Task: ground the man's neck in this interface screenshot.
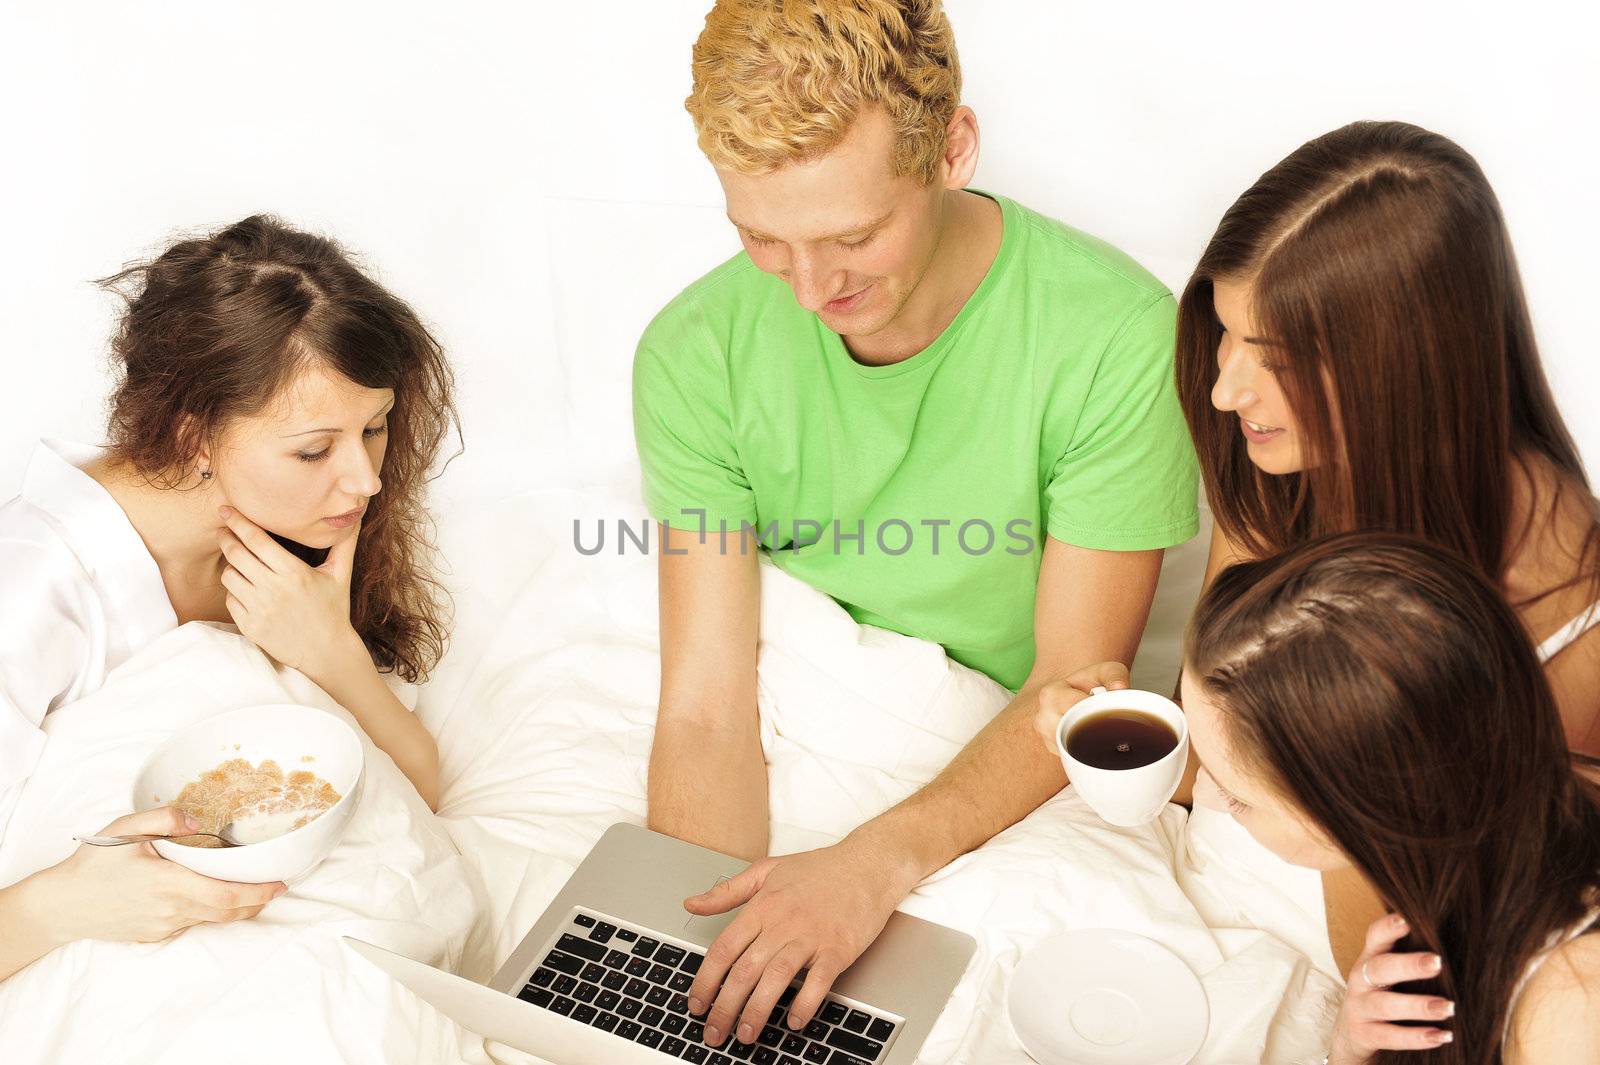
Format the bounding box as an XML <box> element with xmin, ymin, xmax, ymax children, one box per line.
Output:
<box><xmin>843</xmin><ymin>189</ymin><xmax>1003</xmax><ymax>366</ymax></box>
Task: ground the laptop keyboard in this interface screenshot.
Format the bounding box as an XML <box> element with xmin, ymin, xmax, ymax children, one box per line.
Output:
<box><xmin>515</xmin><ymin>908</ymin><xmax>902</xmax><ymax>1064</ymax></box>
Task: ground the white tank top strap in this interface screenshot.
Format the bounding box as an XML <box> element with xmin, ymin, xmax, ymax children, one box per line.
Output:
<box><xmin>1535</xmin><ymin>598</ymin><xmax>1600</xmax><ymax>664</ymax></box>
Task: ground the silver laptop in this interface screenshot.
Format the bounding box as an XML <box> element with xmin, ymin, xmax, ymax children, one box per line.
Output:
<box><xmin>345</xmin><ymin>821</ymin><xmax>975</xmax><ymax>1065</ymax></box>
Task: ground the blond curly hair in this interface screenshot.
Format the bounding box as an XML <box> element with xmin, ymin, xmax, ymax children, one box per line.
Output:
<box><xmin>686</xmin><ymin>0</ymin><xmax>962</xmax><ymax>183</ymax></box>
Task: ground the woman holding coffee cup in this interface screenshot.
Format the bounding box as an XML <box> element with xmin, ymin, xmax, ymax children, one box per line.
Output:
<box><xmin>1173</xmin><ymin>120</ymin><xmax>1600</xmax><ymax>754</ymax></box>
<box><xmin>1051</xmin><ymin>533</ymin><xmax>1600</xmax><ymax>1064</ymax></box>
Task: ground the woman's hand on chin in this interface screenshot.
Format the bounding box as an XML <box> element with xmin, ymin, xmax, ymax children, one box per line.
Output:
<box><xmin>215</xmin><ymin>505</ymin><xmax>364</xmax><ymax>680</ymax></box>
<box><xmin>213</xmin><ymin>505</ymin><xmax>441</xmax><ymax>809</ymax></box>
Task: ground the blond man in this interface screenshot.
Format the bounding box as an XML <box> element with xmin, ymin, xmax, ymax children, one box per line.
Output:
<box><xmin>631</xmin><ymin>0</ymin><xmax>1199</xmax><ymax>1049</ymax></box>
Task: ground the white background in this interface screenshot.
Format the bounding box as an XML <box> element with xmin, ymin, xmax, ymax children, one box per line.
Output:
<box><xmin>2</xmin><ymin>0</ymin><xmax>1594</xmax><ymax>680</ymax></box>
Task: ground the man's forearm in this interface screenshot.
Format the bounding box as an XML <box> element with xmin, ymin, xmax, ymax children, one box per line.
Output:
<box><xmin>849</xmin><ymin>683</ymin><xmax>1064</xmax><ymax>884</ymax></box>
<box><xmin>852</xmin><ymin>542</ymin><xmax>1162</xmax><ymax>883</ymax></box>
<box><xmin>648</xmin><ymin>712</ymin><xmax>770</xmax><ymax>863</ymax></box>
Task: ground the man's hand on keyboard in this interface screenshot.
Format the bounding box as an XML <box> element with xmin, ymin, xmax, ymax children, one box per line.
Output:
<box><xmin>683</xmin><ymin>832</ymin><xmax>921</xmax><ymax>1049</ymax></box>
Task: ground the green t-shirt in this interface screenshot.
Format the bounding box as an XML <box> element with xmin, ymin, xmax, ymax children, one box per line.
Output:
<box><xmin>632</xmin><ymin>192</ymin><xmax>1199</xmax><ymax>691</ymax></box>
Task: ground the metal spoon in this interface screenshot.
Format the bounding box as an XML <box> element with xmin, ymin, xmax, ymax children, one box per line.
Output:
<box><xmin>74</xmin><ymin>823</ymin><xmax>244</xmax><ymax>848</ymax></box>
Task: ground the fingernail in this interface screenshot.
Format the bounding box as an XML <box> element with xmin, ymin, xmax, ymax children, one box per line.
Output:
<box><xmin>183</xmin><ymin>813</ymin><xmax>200</xmax><ymax>831</ymax></box>
<box><xmin>1391</xmin><ymin>914</ymin><xmax>1409</xmax><ymax>932</ymax></box>
<box><xmin>737</xmin><ymin>1024</ymin><xmax>753</xmax><ymax>1044</ymax></box>
<box><xmin>687</xmin><ymin>997</ymin><xmax>702</xmax><ymax>1015</ymax></box>
<box><xmin>1427</xmin><ymin>954</ymin><xmax>1443</xmax><ymax>974</ymax></box>
<box><xmin>705</xmin><ymin>1026</ymin><xmax>720</xmax><ymax>1046</ymax></box>
<box><xmin>1436</xmin><ymin>1031</ymin><xmax>1454</xmax><ymax>1045</ymax></box>
<box><xmin>1439</xmin><ymin>999</ymin><xmax>1455</xmax><ymax>1017</ymax></box>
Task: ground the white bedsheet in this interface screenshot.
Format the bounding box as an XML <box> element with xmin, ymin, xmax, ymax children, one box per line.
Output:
<box><xmin>0</xmin><ymin>482</ymin><xmax>1343</xmax><ymax>1064</ymax></box>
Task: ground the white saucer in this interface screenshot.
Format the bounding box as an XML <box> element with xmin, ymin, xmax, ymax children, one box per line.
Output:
<box><xmin>1007</xmin><ymin>929</ymin><xmax>1209</xmax><ymax>1065</ymax></box>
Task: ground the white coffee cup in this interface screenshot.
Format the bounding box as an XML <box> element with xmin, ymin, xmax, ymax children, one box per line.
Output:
<box><xmin>1054</xmin><ymin>686</ymin><xmax>1189</xmax><ymax>827</ymax></box>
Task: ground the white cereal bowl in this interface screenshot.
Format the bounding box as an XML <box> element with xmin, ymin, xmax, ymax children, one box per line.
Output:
<box><xmin>131</xmin><ymin>703</ymin><xmax>364</xmax><ymax>884</ymax></box>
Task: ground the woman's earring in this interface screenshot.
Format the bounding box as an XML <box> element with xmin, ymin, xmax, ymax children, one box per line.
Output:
<box><xmin>200</xmin><ymin>468</ymin><xmax>213</xmax><ymax>480</ymax></box>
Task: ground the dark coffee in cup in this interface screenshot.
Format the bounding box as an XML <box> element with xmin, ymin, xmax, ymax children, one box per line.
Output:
<box><xmin>1065</xmin><ymin>710</ymin><xmax>1179</xmax><ymax>771</ymax></box>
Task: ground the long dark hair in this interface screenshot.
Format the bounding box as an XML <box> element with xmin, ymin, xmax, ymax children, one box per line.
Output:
<box><xmin>100</xmin><ymin>214</ymin><xmax>459</xmax><ymax>682</ymax></box>
<box><xmin>1186</xmin><ymin>532</ymin><xmax>1600</xmax><ymax>1064</ymax></box>
<box><xmin>1174</xmin><ymin>120</ymin><xmax>1599</xmax><ymax>606</ymax></box>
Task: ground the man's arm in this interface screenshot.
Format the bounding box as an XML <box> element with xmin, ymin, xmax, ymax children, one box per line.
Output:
<box><xmin>684</xmin><ymin>536</ymin><xmax>1164</xmax><ymax>1048</ymax></box>
<box><xmin>854</xmin><ymin>536</ymin><xmax>1162</xmax><ymax>881</ymax></box>
<box><xmin>647</xmin><ymin>521</ymin><xmax>768</xmax><ymax>863</ymax></box>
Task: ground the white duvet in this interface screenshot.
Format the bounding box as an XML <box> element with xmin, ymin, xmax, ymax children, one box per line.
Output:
<box><xmin>0</xmin><ymin>483</ymin><xmax>1342</xmax><ymax>1065</ymax></box>
<box><xmin>0</xmin><ymin>622</ymin><xmax>494</xmax><ymax>1064</ymax></box>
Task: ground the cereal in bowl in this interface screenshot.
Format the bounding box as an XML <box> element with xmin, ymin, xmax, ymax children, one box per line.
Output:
<box><xmin>172</xmin><ymin>757</ymin><xmax>343</xmax><ymax>847</ymax></box>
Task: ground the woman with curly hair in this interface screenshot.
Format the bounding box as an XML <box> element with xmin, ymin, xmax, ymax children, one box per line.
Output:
<box><xmin>0</xmin><ymin>214</ymin><xmax>458</xmax><ymax>978</ymax></box>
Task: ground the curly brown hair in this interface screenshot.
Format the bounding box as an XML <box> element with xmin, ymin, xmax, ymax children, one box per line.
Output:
<box><xmin>99</xmin><ymin>214</ymin><xmax>459</xmax><ymax>682</ymax></box>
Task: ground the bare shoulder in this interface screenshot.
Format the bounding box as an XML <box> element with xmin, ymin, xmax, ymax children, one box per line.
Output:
<box><xmin>1545</xmin><ymin>628</ymin><xmax>1600</xmax><ymax>754</ymax></box>
<box><xmin>1503</xmin><ymin>450</ymin><xmax>1599</xmax><ymax>604</ymax></box>
<box><xmin>1505</xmin><ymin>933</ymin><xmax>1600</xmax><ymax>1065</ymax></box>
<box><xmin>1503</xmin><ymin>452</ymin><xmax>1600</xmax><ymax>749</ymax></box>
